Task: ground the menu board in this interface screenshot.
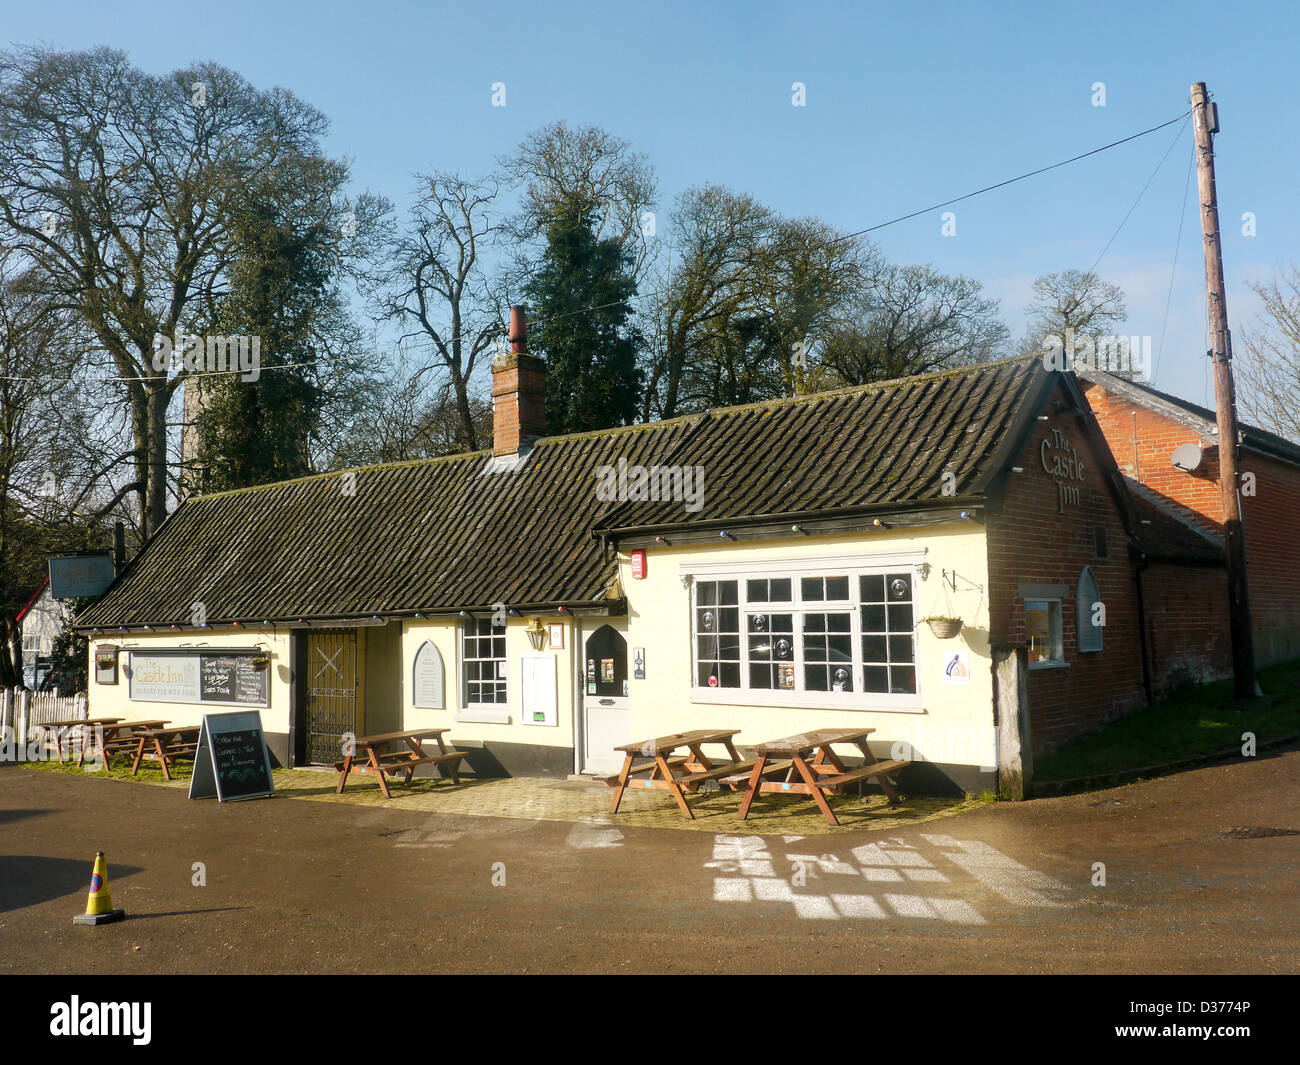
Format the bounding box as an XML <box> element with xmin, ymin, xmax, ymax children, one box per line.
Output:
<box><xmin>189</xmin><ymin>711</ymin><xmax>275</xmax><ymax>802</ymax></box>
<box><xmin>200</xmin><ymin>655</ymin><xmax>268</xmax><ymax>705</ymax></box>
<box><xmin>130</xmin><ymin>651</ymin><xmax>269</xmax><ymax>707</ymax></box>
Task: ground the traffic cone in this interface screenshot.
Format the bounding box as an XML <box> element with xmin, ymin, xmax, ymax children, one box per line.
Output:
<box><xmin>72</xmin><ymin>851</ymin><xmax>125</xmax><ymax>925</ymax></box>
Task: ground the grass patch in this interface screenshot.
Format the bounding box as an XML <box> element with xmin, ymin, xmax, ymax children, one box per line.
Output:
<box><xmin>1035</xmin><ymin>657</ymin><xmax>1300</xmax><ymax>783</ymax></box>
<box><xmin>22</xmin><ymin>755</ymin><xmax>191</xmax><ymax>785</ymax></box>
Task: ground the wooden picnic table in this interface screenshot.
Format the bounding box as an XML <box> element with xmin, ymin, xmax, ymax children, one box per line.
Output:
<box><xmin>78</xmin><ymin>719</ymin><xmax>170</xmax><ymax>768</ymax></box>
<box><xmin>130</xmin><ymin>725</ymin><xmax>201</xmax><ymax>780</ymax></box>
<box><xmin>606</xmin><ymin>729</ymin><xmax>754</xmax><ymax>820</ymax></box>
<box><xmin>731</xmin><ymin>727</ymin><xmax>910</xmax><ymax>825</ymax></box>
<box><xmin>30</xmin><ymin>718</ymin><xmax>123</xmax><ymax>763</ymax></box>
<box><xmin>335</xmin><ymin>728</ymin><xmax>467</xmax><ymax>798</ymax></box>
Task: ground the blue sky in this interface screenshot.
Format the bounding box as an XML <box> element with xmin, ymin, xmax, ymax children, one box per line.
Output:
<box><xmin>9</xmin><ymin>0</ymin><xmax>1298</xmax><ymax>407</ymax></box>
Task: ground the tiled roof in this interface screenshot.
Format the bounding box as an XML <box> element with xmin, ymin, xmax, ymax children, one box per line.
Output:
<box><xmin>1124</xmin><ymin>476</ymin><xmax>1225</xmax><ymax>564</ymax></box>
<box><xmin>75</xmin><ymin>356</ymin><xmax>1051</xmax><ymax>628</ymax></box>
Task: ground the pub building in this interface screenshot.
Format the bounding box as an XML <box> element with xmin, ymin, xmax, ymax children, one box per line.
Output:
<box><xmin>74</xmin><ymin>312</ymin><xmax>1300</xmax><ymax>794</ymax></box>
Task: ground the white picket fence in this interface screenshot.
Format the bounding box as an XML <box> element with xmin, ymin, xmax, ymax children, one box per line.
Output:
<box><xmin>1</xmin><ymin>688</ymin><xmax>88</xmax><ymax>739</ymax></box>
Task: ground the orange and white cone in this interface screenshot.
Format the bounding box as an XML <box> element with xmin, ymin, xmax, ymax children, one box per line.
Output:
<box><xmin>72</xmin><ymin>851</ymin><xmax>125</xmax><ymax>925</ymax></box>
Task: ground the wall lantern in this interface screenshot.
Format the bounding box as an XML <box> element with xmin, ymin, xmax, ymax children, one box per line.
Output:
<box><xmin>525</xmin><ymin>618</ymin><xmax>548</xmax><ymax>651</ymax></box>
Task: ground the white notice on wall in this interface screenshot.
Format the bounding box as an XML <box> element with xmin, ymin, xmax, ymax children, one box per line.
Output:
<box><xmin>942</xmin><ymin>651</ymin><xmax>970</xmax><ymax>686</ymax></box>
<box><xmin>521</xmin><ymin>654</ymin><xmax>557</xmax><ymax>727</ymax></box>
<box><xmin>412</xmin><ymin>640</ymin><xmax>444</xmax><ymax>709</ymax></box>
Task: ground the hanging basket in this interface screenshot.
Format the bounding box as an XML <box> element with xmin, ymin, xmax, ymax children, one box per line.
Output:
<box><xmin>924</xmin><ymin>617</ymin><xmax>964</xmax><ymax>639</ymax></box>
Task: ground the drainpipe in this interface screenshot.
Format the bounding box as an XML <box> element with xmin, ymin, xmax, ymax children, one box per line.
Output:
<box><xmin>1134</xmin><ymin>552</ymin><xmax>1153</xmax><ymax>706</ymax></box>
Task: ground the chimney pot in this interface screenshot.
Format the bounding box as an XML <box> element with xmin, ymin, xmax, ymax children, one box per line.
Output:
<box><xmin>509</xmin><ymin>305</ymin><xmax>528</xmax><ymax>354</ymax></box>
<box><xmin>492</xmin><ymin>305</ymin><xmax>545</xmax><ymax>455</ymax></box>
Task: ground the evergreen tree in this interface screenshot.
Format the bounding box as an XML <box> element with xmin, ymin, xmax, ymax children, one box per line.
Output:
<box><xmin>523</xmin><ymin>207</ymin><xmax>643</xmax><ymax>434</ymax></box>
<box><xmin>194</xmin><ymin>196</ymin><xmax>337</xmax><ymax>491</ymax></box>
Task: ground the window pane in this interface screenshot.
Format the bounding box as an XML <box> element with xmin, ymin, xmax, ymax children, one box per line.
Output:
<box><xmin>769</xmin><ymin>579</ymin><xmax>792</xmax><ymax>602</ymax></box>
<box><xmin>887</xmin><ymin>573</ymin><xmax>912</xmax><ymax>600</ymax></box>
<box><xmin>864</xmin><ymin>665</ymin><xmax>889</xmax><ymax>692</ymax></box>
<box><xmin>886</xmin><ymin>603</ymin><xmax>913</xmax><ymax>630</ymax></box>
<box><xmin>862</xmin><ymin>604</ymin><xmax>886</xmax><ymax>632</ymax></box>
<box><xmin>698</xmin><ymin>582</ymin><xmax>717</xmax><ymax>606</ymax></box>
<box><xmin>801</xmin><ymin>577</ymin><xmax>823</xmax><ymax>601</ymax></box>
<box><xmin>862</xmin><ymin>635</ymin><xmax>887</xmax><ymax>661</ymax></box>
<box><xmin>747</xmin><ymin>579</ymin><xmax>768</xmax><ymax>603</ymax></box>
<box><xmin>719</xmin><ymin>663</ymin><xmax>740</xmax><ymax>688</ymax></box>
<box><xmin>888</xmin><ymin>635</ymin><xmax>914</xmax><ymax>663</ymax></box>
<box><xmin>891</xmin><ymin>666</ymin><xmax>916</xmax><ymax>694</ymax></box>
<box><xmin>805</xmin><ymin>666</ymin><xmax>828</xmax><ymax>691</ymax></box>
<box><xmin>860</xmin><ymin>574</ymin><xmax>884</xmax><ymax>602</ymax></box>
<box><xmin>749</xmin><ymin>664</ymin><xmax>774</xmax><ymax>689</ymax></box>
<box><xmin>719</xmin><ymin>581</ymin><xmax>738</xmax><ymax>606</ymax></box>
<box><xmin>826</xmin><ymin>576</ymin><xmax>849</xmax><ymax>600</ymax></box>
<box><xmin>827</xmin><ymin>612</ymin><xmax>850</xmax><ymax>633</ymax></box>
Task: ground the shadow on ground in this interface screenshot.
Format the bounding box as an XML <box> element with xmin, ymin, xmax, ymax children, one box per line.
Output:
<box><xmin>0</xmin><ymin>855</ymin><xmax>143</xmax><ymax>913</ymax></box>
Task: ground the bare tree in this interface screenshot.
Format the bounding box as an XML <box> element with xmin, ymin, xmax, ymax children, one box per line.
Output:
<box><xmin>0</xmin><ymin>47</ymin><xmax>372</xmax><ymax>534</ymax></box>
<box><xmin>1023</xmin><ymin>269</ymin><xmax>1127</xmax><ymax>351</ymax></box>
<box><xmin>822</xmin><ymin>264</ymin><xmax>1009</xmax><ymax>385</ymax></box>
<box><xmin>645</xmin><ymin>185</ymin><xmax>873</xmax><ymax>416</ymax></box>
<box><xmin>1238</xmin><ymin>265</ymin><xmax>1300</xmax><ymax>442</ymax></box>
<box><xmin>0</xmin><ymin>252</ymin><xmax>116</xmax><ymax>686</ymax></box>
<box><xmin>366</xmin><ymin>172</ymin><xmax>504</xmax><ymax>452</ymax></box>
<box><xmin>501</xmin><ymin>121</ymin><xmax>657</xmax><ymax>280</ymax></box>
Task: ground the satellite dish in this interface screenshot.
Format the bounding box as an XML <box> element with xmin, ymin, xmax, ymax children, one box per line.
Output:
<box><xmin>1171</xmin><ymin>442</ymin><xmax>1203</xmax><ymax>473</ymax></box>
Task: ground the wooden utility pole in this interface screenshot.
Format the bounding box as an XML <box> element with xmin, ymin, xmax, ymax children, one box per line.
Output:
<box><xmin>1191</xmin><ymin>82</ymin><xmax>1257</xmax><ymax>699</ymax></box>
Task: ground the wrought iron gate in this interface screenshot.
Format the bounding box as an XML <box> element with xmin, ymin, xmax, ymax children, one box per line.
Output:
<box><xmin>305</xmin><ymin>629</ymin><xmax>358</xmax><ymax>765</ymax></box>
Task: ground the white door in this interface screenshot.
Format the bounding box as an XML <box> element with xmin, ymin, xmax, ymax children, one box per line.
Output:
<box><xmin>581</xmin><ymin>620</ymin><xmax>631</xmax><ymax>776</ymax></box>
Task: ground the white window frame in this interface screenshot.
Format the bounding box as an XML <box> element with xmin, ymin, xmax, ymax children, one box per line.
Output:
<box><xmin>457</xmin><ymin>617</ymin><xmax>510</xmax><ymax>724</ymax></box>
<box><xmin>682</xmin><ymin>552</ymin><xmax>927</xmax><ymax>712</ymax></box>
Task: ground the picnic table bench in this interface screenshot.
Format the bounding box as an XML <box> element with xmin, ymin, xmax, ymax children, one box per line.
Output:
<box><xmin>30</xmin><ymin>717</ymin><xmax>122</xmax><ymax>763</ymax></box>
<box><xmin>130</xmin><ymin>725</ymin><xmax>202</xmax><ymax>780</ymax></box>
<box><xmin>335</xmin><ymin>728</ymin><xmax>467</xmax><ymax>798</ymax></box>
<box><xmin>728</xmin><ymin>727</ymin><xmax>910</xmax><ymax>825</ymax></box>
<box><xmin>78</xmin><ymin>719</ymin><xmax>171</xmax><ymax>768</ymax></box>
<box><xmin>606</xmin><ymin>729</ymin><xmax>754</xmax><ymax>820</ymax></box>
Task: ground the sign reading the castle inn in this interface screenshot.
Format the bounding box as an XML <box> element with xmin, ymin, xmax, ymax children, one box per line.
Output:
<box><xmin>129</xmin><ymin>652</ymin><xmax>269</xmax><ymax>707</ymax></box>
<box><xmin>1041</xmin><ymin>427</ymin><xmax>1086</xmax><ymax>512</ymax></box>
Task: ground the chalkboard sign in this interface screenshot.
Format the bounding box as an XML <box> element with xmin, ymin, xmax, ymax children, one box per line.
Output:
<box><xmin>189</xmin><ymin>711</ymin><xmax>275</xmax><ymax>802</ymax></box>
<box><xmin>199</xmin><ymin>656</ymin><xmax>268</xmax><ymax>705</ymax></box>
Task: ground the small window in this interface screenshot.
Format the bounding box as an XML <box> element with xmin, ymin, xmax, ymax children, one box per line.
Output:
<box><xmin>463</xmin><ymin>617</ymin><xmax>507</xmax><ymax>705</ymax></box>
<box><xmin>1025</xmin><ymin>599</ymin><xmax>1064</xmax><ymax>666</ymax></box>
<box><xmin>1093</xmin><ymin>524</ymin><xmax>1108</xmax><ymax>559</ymax></box>
<box><xmin>1077</xmin><ymin>567</ymin><xmax>1103</xmax><ymax>652</ymax></box>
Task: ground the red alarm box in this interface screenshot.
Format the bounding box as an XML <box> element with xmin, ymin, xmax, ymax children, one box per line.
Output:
<box><xmin>630</xmin><ymin>549</ymin><xmax>647</xmax><ymax>580</ymax></box>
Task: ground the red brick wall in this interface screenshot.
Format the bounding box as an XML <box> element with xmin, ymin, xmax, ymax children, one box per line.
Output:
<box><xmin>1083</xmin><ymin>382</ymin><xmax>1300</xmax><ymax>664</ymax></box>
<box><xmin>986</xmin><ymin>390</ymin><xmax>1147</xmax><ymax>754</ymax></box>
<box><xmin>1141</xmin><ymin>562</ymin><xmax>1233</xmax><ymax>690</ymax></box>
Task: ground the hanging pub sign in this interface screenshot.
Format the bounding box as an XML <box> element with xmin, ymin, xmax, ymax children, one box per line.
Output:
<box><xmin>188</xmin><ymin>710</ymin><xmax>275</xmax><ymax>802</ymax></box>
<box><xmin>48</xmin><ymin>552</ymin><xmax>115</xmax><ymax>600</ymax></box>
<box><xmin>1040</xmin><ymin>427</ymin><xmax>1086</xmax><ymax>512</ymax></box>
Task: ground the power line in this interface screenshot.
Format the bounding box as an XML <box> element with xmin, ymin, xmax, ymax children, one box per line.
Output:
<box><xmin>1086</xmin><ymin>115</ymin><xmax>1189</xmax><ymax>277</ymax></box>
<box><xmin>1153</xmin><ymin>143</ymin><xmax>1197</xmax><ymax>385</ymax></box>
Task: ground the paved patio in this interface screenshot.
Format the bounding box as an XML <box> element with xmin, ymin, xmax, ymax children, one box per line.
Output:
<box><xmin>23</xmin><ymin>761</ymin><xmax>976</xmax><ymax>836</ymax></box>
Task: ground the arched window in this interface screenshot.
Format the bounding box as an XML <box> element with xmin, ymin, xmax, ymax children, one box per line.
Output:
<box><xmin>1077</xmin><ymin>566</ymin><xmax>1103</xmax><ymax>652</ymax></box>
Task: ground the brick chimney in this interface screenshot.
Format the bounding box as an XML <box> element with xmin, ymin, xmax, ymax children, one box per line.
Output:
<box><xmin>491</xmin><ymin>305</ymin><xmax>546</xmax><ymax>455</ymax></box>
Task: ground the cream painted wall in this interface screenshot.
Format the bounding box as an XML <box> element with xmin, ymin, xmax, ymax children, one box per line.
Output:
<box><xmin>87</xmin><ymin>627</ymin><xmax>294</xmax><ymax>735</ymax></box>
<box><xmin>399</xmin><ymin>616</ymin><xmax>577</xmax><ymax>752</ymax></box>
<box><xmin>616</xmin><ymin>525</ymin><xmax>997</xmax><ymax>773</ymax></box>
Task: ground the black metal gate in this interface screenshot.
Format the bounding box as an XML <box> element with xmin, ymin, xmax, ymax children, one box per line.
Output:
<box><xmin>305</xmin><ymin>629</ymin><xmax>358</xmax><ymax>765</ymax></box>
